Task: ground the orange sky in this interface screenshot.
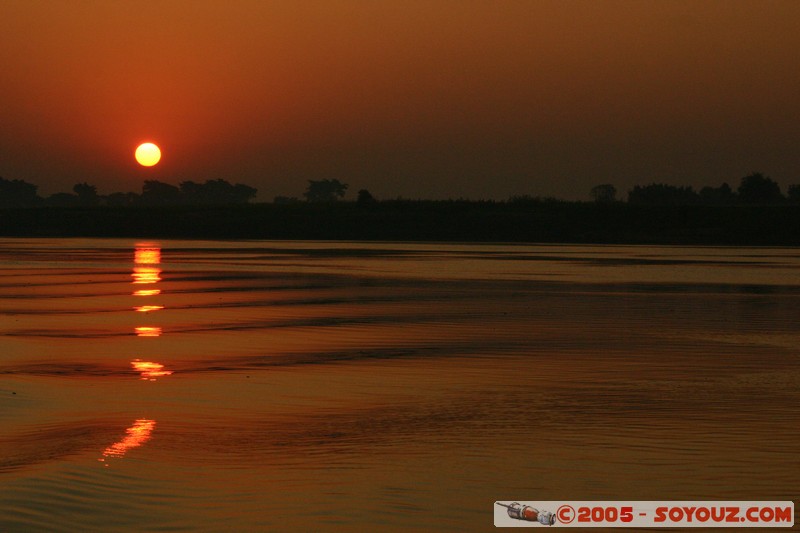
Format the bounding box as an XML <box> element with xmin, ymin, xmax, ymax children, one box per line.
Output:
<box><xmin>1</xmin><ymin>0</ymin><xmax>798</xmax><ymax>200</ymax></box>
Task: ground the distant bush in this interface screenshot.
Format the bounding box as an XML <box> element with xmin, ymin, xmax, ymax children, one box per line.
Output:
<box><xmin>628</xmin><ymin>183</ymin><xmax>698</xmax><ymax>205</ymax></box>
<box><xmin>590</xmin><ymin>184</ymin><xmax>617</xmax><ymax>203</ymax></box>
<box><xmin>303</xmin><ymin>179</ymin><xmax>348</xmax><ymax>202</ymax></box>
<box><xmin>357</xmin><ymin>189</ymin><xmax>376</xmax><ymax>204</ymax></box>
<box><xmin>508</xmin><ymin>194</ymin><xmax>563</xmax><ymax>205</ymax></box>
<box><xmin>699</xmin><ymin>183</ymin><xmax>736</xmax><ymax>205</ymax></box>
<box><xmin>273</xmin><ymin>196</ymin><xmax>300</xmax><ymax>204</ymax></box>
<box><xmin>180</xmin><ymin>179</ymin><xmax>257</xmax><ymax>205</ymax></box>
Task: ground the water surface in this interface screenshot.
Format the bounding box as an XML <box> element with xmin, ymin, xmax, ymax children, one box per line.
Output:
<box><xmin>1</xmin><ymin>239</ymin><xmax>798</xmax><ymax>531</ymax></box>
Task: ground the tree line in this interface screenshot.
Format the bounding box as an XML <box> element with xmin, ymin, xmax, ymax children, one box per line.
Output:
<box><xmin>0</xmin><ymin>176</ymin><xmax>363</xmax><ymax>208</ymax></box>
<box><xmin>589</xmin><ymin>172</ymin><xmax>800</xmax><ymax>205</ymax></box>
<box><xmin>0</xmin><ymin>178</ymin><xmax>257</xmax><ymax>208</ymax></box>
<box><xmin>2</xmin><ymin>172</ymin><xmax>799</xmax><ymax>209</ymax></box>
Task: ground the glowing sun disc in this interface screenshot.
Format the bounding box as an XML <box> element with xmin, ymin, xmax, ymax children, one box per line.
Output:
<box><xmin>135</xmin><ymin>143</ymin><xmax>161</xmax><ymax>167</ymax></box>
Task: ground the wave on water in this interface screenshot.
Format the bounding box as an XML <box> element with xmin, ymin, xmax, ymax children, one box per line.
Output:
<box><xmin>0</xmin><ymin>339</ymin><xmax>523</xmax><ymax>379</ymax></box>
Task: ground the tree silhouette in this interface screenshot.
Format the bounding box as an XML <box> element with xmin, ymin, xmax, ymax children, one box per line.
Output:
<box><xmin>787</xmin><ymin>184</ymin><xmax>800</xmax><ymax>204</ymax></box>
<box><xmin>699</xmin><ymin>182</ymin><xmax>736</xmax><ymax>205</ymax></box>
<box><xmin>46</xmin><ymin>192</ymin><xmax>79</xmax><ymax>207</ymax></box>
<box><xmin>178</xmin><ymin>181</ymin><xmax>205</xmax><ymax>204</ymax></box>
<box><xmin>590</xmin><ymin>184</ymin><xmax>617</xmax><ymax>203</ymax></box>
<box><xmin>0</xmin><ymin>175</ymin><xmax>261</xmax><ymax>209</ymax></box>
<box><xmin>180</xmin><ymin>179</ymin><xmax>257</xmax><ymax>204</ymax></box>
<box><xmin>628</xmin><ymin>183</ymin><xmax>698</xmax><ymax>205</ymax></box>
<box><xmin>106</xmin><ymin>192</ymin><xmax>140</xmax><ymax>206</ymax></box>
<box><xmin>737</xmin><ymin>172</ymin><xmax>783</xmax><ymax>204</ymax></box>
<box><xmin>357</xmin><ymin>189</ymin><xmax>376</xmax><ymax>204</ymax></box>
<box><xmin>232</xmin><ymin>183</ymin><xmax>258</xmax><ymax>204</ymax></box>
<box><xmin>141</xmin><ymin>180</ymin><xmax>181</xmax><ymax>205</ymax></box>
<box><xmin>303</xmin><ymin>179</ymin><xmax>348</xmax><ymax>202</ymax></box>
<box><xmin>0</xmin><ymin>176</ymin><xmax>42</xmax><ymax>207</ymax></box>
<box><xmin>73</xmin><ymin>182</ymin><xmax>99</xmax><ymax>206</ymax></box>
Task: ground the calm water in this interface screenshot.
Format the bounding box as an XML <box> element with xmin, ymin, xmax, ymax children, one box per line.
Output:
<box><xmin>1</xmin><ymin>238</ymin><xmax>798</xmax><ymax>531</ymax></box>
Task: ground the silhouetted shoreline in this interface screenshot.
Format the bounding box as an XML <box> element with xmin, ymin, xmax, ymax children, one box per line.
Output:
<box><xmin>1</xmin><ymin>201</ymin><xmax>799</xmax><ymax>245</ymax></box>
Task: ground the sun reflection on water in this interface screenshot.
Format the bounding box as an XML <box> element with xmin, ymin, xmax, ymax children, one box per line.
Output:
<box><xmin>135</xmin><ymin>326</ymin><xmax>162</xmax><ymax>337</ymax></box>
<box><xmin>132</xmin><ymin>359</ymin><xmax>173</xmax><ymax>380</ymax></box>
<box><xmin>134</xmin><ymin>289</ymin><xmax>161</xmax><ymax>297</ymax></box>
<box><xmin>134</xmin><ymin>247</ymin><xmax>161</xmax><ymax>265</ymax></box>
<box><xmin>99</xmin><ymin>419</ymin><xmax>156</xmax><ymax>465</ymax></box>
<box><xmin>132</xmin><ymin>266</ymin><xmax>161</xmax><ymax>284</ymax></box>
<box><xmin>132</xmin><ymin>244</ymin><xmax>165</xmax><ymax>336</ymax></box>
<box><xmin>95</xmin><ymin>245</ymin><xmax>167</xmax><ymax>467</ymax></box>
<box><xmin>134</xmin><ymin>305</ymin><xmax>164</xmax><ymax>312</ymax></box>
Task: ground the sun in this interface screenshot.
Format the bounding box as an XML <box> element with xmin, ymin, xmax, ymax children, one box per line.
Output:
<box><xmin>135</xmin><ymin>143</ymin><xmax>161</xmax><ymax>167</ymax></box>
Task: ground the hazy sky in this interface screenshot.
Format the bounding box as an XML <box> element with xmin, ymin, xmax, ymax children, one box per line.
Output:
<box><xmin>1</xmin><ymin>0</ymin><xmax>798</xmax><ymax>200</ymax></box>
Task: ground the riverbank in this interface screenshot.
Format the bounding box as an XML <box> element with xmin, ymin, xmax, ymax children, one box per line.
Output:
<box><xmin>1</xmin><ymin>201</ymin><xmax>799</xmax><ymax>245</ymax></box>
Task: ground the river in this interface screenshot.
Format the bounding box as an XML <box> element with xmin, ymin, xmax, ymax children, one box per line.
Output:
<box><xmin>1</xmin><ymin>239</ymin><xmax>797</xmax><ymax>531</ymax></box>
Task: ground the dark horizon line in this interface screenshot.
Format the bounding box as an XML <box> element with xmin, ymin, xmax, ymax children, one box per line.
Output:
<box><xmin>2</xmin><ymin>201</ymin><xmax>799</xmax><ymax>247</ymax></box>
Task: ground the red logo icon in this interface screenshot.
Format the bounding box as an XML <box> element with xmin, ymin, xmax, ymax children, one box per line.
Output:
<box><xmin>557</xmin><ymin>505</ymin><xmax>575</xmax><ymax>524</ymax></box>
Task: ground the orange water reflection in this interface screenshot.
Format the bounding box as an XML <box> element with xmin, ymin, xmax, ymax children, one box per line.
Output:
<box><xmin>99</xmin><ymin>419</ymin><xmax>156</xmax><ymax>464</ymax></box>
<box><xmin>132</xmin><ymin>359</ymin><xmax>173</xmax><ymax>380</ymax></box>
<box><xmin>135</xmin><ymin>246</ymin><xmax>161</xmax><ymax>265</ymax></box>
<box><xmin>132</xmin><ymin>266</ymin><xmax>161</xmax><ymax>285</ymax></box>
<box><xmin>135</xmin><ymin>326</ymin><xmax>162</xmax><ymax>337</ymax></box>
<box><xmin>134</xmin><ymin>289</ymin><xmax>161</xmax><ymax>297</ymax></box>
<box><xmin>133</xmin><ymin>244</ymin><xmax>165</xmax><ymax>335</ymax></box>
<box><xmin>132</xmin><ymin>244</ymin><xmax>162</xmax><ymax>286</ymax></box>
<box><xmin>98</xmin><ymin>246</ymin><xmax>164</xmax><ymax>465</ymax></box>
<box><xmin>135</xmin><ymin>305</ymin><xmax>164</xmax><ymax>313</ymax></box>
